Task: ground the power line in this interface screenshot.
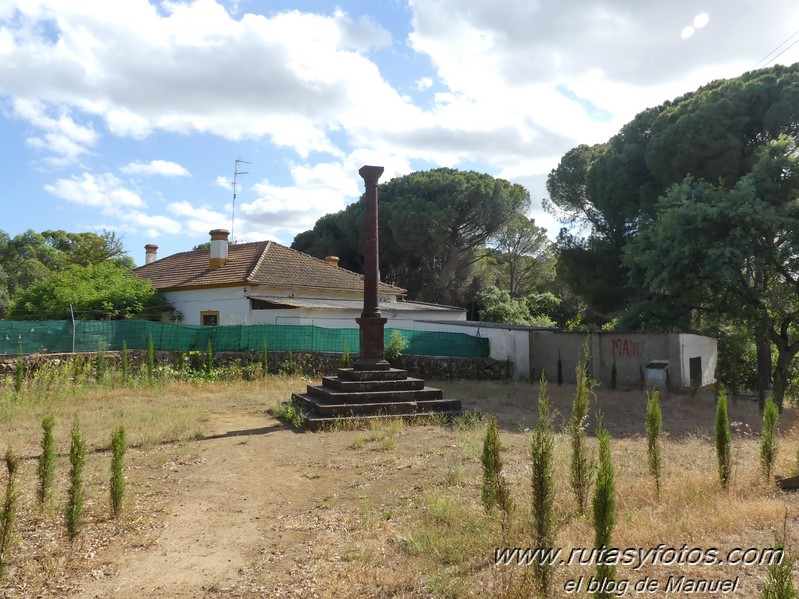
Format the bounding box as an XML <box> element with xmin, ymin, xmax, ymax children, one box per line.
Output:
<box><xmin>754</xmin><ymin>29</ymin><xmax>799</xmax><ymax>69</ymax></box>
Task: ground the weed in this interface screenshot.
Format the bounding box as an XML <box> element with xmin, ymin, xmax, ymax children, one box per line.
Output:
<box><xmin>762</xmin><ymin>513</ymin><xmax>796</xmax><ymax>599</ymax></box>
<box><xmin>385</xmin><ymin>330</ymin><xmax>408</xmax><ymax>366</ymax></box>
<box><xmin>14</xmin><ymin>346</ymin><xmax>23</xmax><ymax>394</ymax></box>
<box><xmin>269</xmin><ymin>401</ymin><xmax>306</xmax><ymax>429</ymax></box>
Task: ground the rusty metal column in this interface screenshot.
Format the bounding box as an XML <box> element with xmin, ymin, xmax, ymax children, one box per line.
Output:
<box><xmin>354</xmin><ymin>165</ymin><xmax>390</xmax><ymax>371</ymax></box>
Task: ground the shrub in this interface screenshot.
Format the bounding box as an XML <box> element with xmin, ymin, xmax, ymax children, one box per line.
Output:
<box><xmin>715</xmin><ymin>388</ymin><xmax>733</xmax><ymax>489</ymax></box>
<box><xmin>14</xmin><ymin>346</ymin><xmax>23</xmax><ymax>394</ymax></box>
<box><xmin>762</xmin><ymin>514</ymin><xmax>796</xmax><ymax>599</ymax></box>
<box><xmin>480</xmin><ymin>416</ymin><xmax>505</xmax><ymax>513</ymax></box>
<box><xmin>36</xmin><ymin>416</ymin><xmax>56</xmax><ymax>506</ymax></box>
<box><xmin>385</xmin><ymin>330</ymin><xmax>408</xmax><ymax>366</ymax></box>
<box><xmin>65</xmin><ymin>418</ymin><xmax>86</xmax><ymax>540</ymax></box>
<box><xmin>341</xmin><ymin>338</ymin><xmax>351</xmax><ymax>368</ymax></box>
<box><xmin>146</xmin><ymin>334</ymin><xmax>155</xmax><ymax>382</ymax></box>
<box><xmin>0</xmin><ymin>448</ymin><xmax>19</xmax><ymax>581</ymax></box>
<box><xmin>205</xmin><ymin>338</ymin><xmax>214</xmax><ymax>376</ymax></box>
<box><xmin>95</xmin><ymin>338</ymin><xmax>107</xmax><ymax>384</ymax></box>
<box><xmin>530</xmin><ymin>375</ymin><xmax>556</xmax><ymax>596</ymax></box>
<box><xmin>570</xmin><ymin>347</ymin><xmax>595</xmax><ymax>515</ymax></box>
<box><xmin>761</xmin><ymin>395</ymin><xmax>780</xmax><ymax>481</ymax></box>
<box><xmin>110</xmin><ymin>426</ymin><xmax>126</xmax><ymax>518</ymax></box>
<box><xmin>646</xmin><ymin>390</ymin><xmax>663</xmax><ymax>497</ymax></box>
<box><xmin>593</xmin><ymin>419</ymin><xmax>616</xmax><ymax>598</ymax></box>
<box><xmin>121</xmin><ymin>340</ymin><xmax>129</xmax><ymax>384</ymax></box>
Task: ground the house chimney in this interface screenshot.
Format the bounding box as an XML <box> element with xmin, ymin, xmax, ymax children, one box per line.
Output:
<box><xmin>144</xmin><ymin>244</ymin><xmax>158</xmax><ymax>265</ymax></box>
<box><xmin>209</xmin><ymin>229</ymin><xmax>230</xmax><ymax>270</ymax></box>
<box><xmin>324</xmin><ymin>255</ymin><xmax>340</xmax><ymax>267</ymax></box>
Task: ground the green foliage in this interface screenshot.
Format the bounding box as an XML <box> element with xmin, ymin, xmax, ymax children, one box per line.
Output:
<box><xmin>205</xmin><ymin>337</ymin><xmax>214</xmax><ymax>376</ymax></box>
<box><xmin>761</xmin><ymin>396</ymin><xmax>780</xmax><ymax>481</ymax></box>
<box><xmin>95</xmin><ymin>338</ymin><xmax>107</xmax><ymax>384</ymax></box>
<box><xmin>7</xmin><ymin>262</ymin><xmax>162</xmax><ymax>320</ymax></box>
<box><xmin>646</xmin><ymin>390</ymin><xmax>663</xmax><ymax>497</ymax></box>
<box><xmin>292</xmin><ymin>168</ymin><xmax>530</xmax><ymax>305</ymax></box>
<box><xmin>121</xmin><ymin>340</ymin><xmax>129</xmax><ymax>384</ymax></box>
<box><xmin>480</xmin><ymin>416</ymin><xmax>511</xmax><ymax>516</ymax></box>
<box><xmin>341</xmin><ymin>337</ymin><xmax>351</xmax><ymax>368</ymax></box>
<box><xmin>261</xmin><ymin>337</ymin><xmax>269</xmax><ymax>377</ymax></box>
<box><xmin>0</xmin><ymin>448</ymin><xmax>19</xmax><ymax>581</ymax></box>
<box><xmin>489</xmin><ymin>213</ymin><xmax>555</xmax><ymax>297</ymax></box>
<box><xmin>593</xmin><ymin>420</ymin><xmax>617</xmax><ymax>598</ymax></box>
<box><xmin>269</xmin><ymin>402</ymin><xmax>307</xmax><ymax>429</ymax></box>
<box><xmin>146</xmin><ymin>334</ymin><xmax>155</xmax><ymax>383</ymax></box>
<box><xmin>548</xmin><ymin>63</ymin><xmax>799</xmax><ymax>323</ymax></box>
<box><xmin>14</xmin><ymin>346</ymin><xmax>23</xmax><ymax>394</ymax></box>
<box><xmin>385</xmin><ymin>330</ymin><xmax>408</xmax><ymax>365</ymax></box>
<box><xmin>530</xmin><ymin>375</ymin><xmax>556</xmax><ymax>596</ymax></box>
<box><xmin>110</xmin><ymin>426</ymin><xmax>126</xmax><ymax>518</ymax></box>
<box><xmin>36</xmin><ymin>416</ymin><xmax>56</xmax><ymax>506</ymax></box>
<box><xmin>715</xmin><ymin>389</ymin><xmax>733</xmax><ymax>489</ymax></box>
<box><xmin>762</xmin><ymin>515</ymin><xmax>797</xmax><ymax>599</ymax></box>
<box><xmin>570</xmin><ymin>347</ymin><xmax>595</xmax><ymax>514</ymax></box>
<box><xmin>66</xmin><ymin>418</ymin><xmax>86</xmax><ymax>540</ymax></box>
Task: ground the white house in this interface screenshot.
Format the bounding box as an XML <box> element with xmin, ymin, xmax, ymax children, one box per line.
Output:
<box><xmin>134</xmin><ymin>229</ymin><xmax>467</xmax><ymax>326</ymax></box>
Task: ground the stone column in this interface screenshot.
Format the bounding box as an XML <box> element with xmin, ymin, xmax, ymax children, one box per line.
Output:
<box><xmin>354</xmin><ymin>165</ymin><xmax>390</xmax><ymax>371</ymax></box>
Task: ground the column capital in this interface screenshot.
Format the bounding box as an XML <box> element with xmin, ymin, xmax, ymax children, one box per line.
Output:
<box><xmin>358</xmin><ymin>165</ymin><xmax>384</xmax><ymax>186</ymax></box>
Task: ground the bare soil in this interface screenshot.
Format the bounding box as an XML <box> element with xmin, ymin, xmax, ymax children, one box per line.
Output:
<box><xmin>2</xmin><ymin>381</ymin><xmax>795</xmax><ymax>598</ymax></box>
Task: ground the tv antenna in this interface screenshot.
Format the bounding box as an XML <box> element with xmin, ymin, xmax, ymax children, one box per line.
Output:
<box><xmin>231</xmin><ymin>158</ymin><xmax>251</xmax><ymax>240</ymax></box>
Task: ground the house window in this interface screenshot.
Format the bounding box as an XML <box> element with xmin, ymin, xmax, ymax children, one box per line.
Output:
<box><xmin>200</xmin><ymin>310</ymin><xmax>219</xmax><ymax>326</ymax></box>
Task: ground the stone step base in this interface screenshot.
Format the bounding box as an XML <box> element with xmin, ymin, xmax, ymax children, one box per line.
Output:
<box><xmin>293</xmin><ymin>392</ymin><xmax>461</xmax><ymax>418</ymax></box>
<box><xmin>305</xmin><ymin>384</ymin><xmax>443</xmax><ymax>404</ymax></box>
<box><xmin>321</xmin><ymin>376</ymin><xmax>425</xmax><ymax>392</ymax></box>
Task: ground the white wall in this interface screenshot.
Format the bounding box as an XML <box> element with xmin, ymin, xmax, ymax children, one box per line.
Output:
<box><xmin>678</xmin><ymin>334</ymin><xmax>718</xmax><ymax>387</ymax></box>
<box><xmin>164</xmin><ymin>288</ymin><xmax>250</xmax><ymax>325</ymax></box>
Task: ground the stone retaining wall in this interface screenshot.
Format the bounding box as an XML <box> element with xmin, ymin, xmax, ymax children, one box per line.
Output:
<box><xmin>0</xmin><ymin>351</ymin><xmax>511</xmax><ymax>381</ymax></box>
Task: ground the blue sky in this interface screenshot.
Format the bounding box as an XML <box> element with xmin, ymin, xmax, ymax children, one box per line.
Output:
<box><xmin>1</xmin><ymin>0</ymin><xmax>798</xmax><ymax>265</ymax></box>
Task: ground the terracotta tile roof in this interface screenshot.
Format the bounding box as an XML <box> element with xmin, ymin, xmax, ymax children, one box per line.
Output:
<box><xmin>134</xmin><ymin>241</ymin><xmax>406</xmax><ymax>294</ymax></box>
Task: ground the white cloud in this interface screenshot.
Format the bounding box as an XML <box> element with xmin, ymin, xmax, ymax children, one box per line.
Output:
<box><xmin>167</xmin><ymin>200</ymin><xmax>229</xmax><ymax>235</ymax></box>
<box><xmin>414</xmin><ymin>76</ymin><xmax>433</xmax><ymax>91</ymax></box>
<box><xmin>13</xmin><ymin>98</ymin><xmax>98</xmax><ymax>164</ymax></box>
<box><xmin>44</xmin><ymin>172</ymin><xmax>144</xmax><ymax>209</ymax></box>
<box><xmin>121</xmin><ymin>160</ymin><xmax>191</xmax><ymax>177</ymax></box>
<box><xmin>240</xmin><ymin>161</ymin><xmax>361</xmax><ymax>239</ymax></box>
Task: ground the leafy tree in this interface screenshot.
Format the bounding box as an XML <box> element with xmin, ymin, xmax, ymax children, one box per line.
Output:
<box><xmin>627</xmin><ymin>137</ymin><xmax>799</xmax><ymax>407</ymax></box>
<box><xmin>292</xmin><ymin>168</ymin><xmax>529</xmax><ymax>305</ymax></box>
<box><xmin>490</xmin><ymin>214</ymin><xmax>554</xmax><ymax>297</ymax></box>
<box><xmin>7</xmin><ymin>263</ymin><xmax>162</xmax><ymax>320</ymax></box>
<box><xmin>546</xmin><ymin>63</ymin><xmax>799</xmax><ymax>337</ymax></box>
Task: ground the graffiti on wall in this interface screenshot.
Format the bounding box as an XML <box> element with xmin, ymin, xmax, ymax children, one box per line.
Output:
<box><xmin>612</xmin><ymin>338</ymin><xmax>644</xmax><ymax>358</ymax></box>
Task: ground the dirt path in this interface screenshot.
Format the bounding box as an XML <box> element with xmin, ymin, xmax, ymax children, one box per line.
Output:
<box><xmin>75</xmin><ymin>412</ymin><xmax>448</xmax><ymax>599</ymax></box>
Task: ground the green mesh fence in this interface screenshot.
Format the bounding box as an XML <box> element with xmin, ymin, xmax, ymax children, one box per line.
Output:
<box><xmin>0</xmin><ymin>320</ymin><xmax>488</xmax><ymax>358</ymax></box>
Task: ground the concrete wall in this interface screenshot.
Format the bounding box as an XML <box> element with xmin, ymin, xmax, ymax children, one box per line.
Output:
<box><xmin>528</xmin><ymin>331</ymin><xmax>717</xmax><ymax>390</ymax></box>
<box><xmin>164</xmin><ymin>288</ymin><xmax>250</xmax><ymax>326</ymax></box>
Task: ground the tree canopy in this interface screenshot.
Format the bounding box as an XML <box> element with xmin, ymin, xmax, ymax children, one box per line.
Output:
<box><xmin>7</xmin><ymin>262</ymin><xmax>162</xmax><ymax>321</ymax></box>
<box><xmin>546</xmin><ymin>63</ymin><xmax>799</xmax><ymax>324</ymax></box>
<box><xmin>292</xmin><ymin>168</ymin><xmax>531</xmax><ymax>305</ymax></box>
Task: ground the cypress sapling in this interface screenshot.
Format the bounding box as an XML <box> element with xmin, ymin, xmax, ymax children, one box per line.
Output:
<box><xmin>646</xmin><ymin>390</ymin><xmax>663</xmax><ymax>497</ymax></box>
<box><xmin>715</xmin><ymin>388</ymin><xmax>733</xmax><ymax>489</ymax></box>
<box><xmin>761</xmin><ymin>395</ymin><xmax>779</xmax><ymax>482</ymax></box>
<box><xmin>110</xmin><ymin>426</ymin><xmax>126</xmax><ymax>518</ymax></box>
<box><xmin>0</xmin><ymin>448</ymin><xmax>19</xmax><ymax>581</ymax></box>
<box><xmin>65</xmin><ymin>418</ymin><xmax>86</xmax><ymax>540</ymax></box>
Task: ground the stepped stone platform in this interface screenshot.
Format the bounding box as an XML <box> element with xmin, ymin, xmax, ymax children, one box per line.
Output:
<box><xmin>291</xmin><ymin>367</ymin><xmax>461</xmax><ymax>430</ymax></box>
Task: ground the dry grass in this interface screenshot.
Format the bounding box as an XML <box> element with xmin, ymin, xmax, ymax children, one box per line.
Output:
<box><xmin>1</xmin><ymin>372</ymin><xmax>798</xmax><ymax>597</ymax></box>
